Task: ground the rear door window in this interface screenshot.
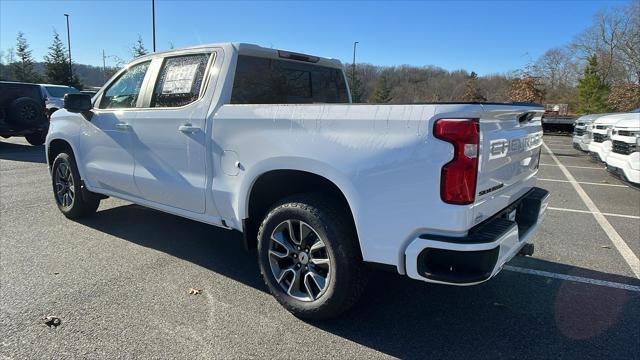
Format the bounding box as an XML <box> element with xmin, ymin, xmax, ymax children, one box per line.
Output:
<box><xmin>151</xmin><ymin>54</ymin><xmax>210</xmax><ymax>108</ymax></box>
<box><xmin>231</xmin><ymin>55</ymin><xmax>349</xmax><ymax>104</ymax></box>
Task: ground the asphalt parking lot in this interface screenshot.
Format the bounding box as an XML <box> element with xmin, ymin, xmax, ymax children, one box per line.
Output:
<box><xmin>1</xmin><ymin>134</ymin><xmax>639</xmax><ymax>359</ymax></box>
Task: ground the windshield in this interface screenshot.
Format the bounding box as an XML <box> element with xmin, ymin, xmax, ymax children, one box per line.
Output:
<box><xmin>45</xmin><ymin>86</ymin><xmax>80</xmax><ymax>98</ymax></box>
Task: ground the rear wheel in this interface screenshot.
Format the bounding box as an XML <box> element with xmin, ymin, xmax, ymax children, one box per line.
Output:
<box><xmin>51</xmin><ymin>152</ymin><xmax>100</xmax><ymax>219</ymax></box>
<box><xmin>257</xmin><ymin>194</ymin><xmax>367</xmax><ymax>320</ymax></box>
<box><xmin>7</xmin><ymin>97</ymin><xmax>46</xmax><ymax>128</ymax></box>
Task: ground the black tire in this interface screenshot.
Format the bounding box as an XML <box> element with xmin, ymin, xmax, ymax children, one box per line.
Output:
<box><xmin>7</xmin><ymin>97</ymin><xmax>46</xmax><ymax>128</ymax></box>
<box><xmin>24</xmin><ymin>131</ymin><xmax>46</xmax><ymax>146</ymax></box>
<box><xmin>257</xmin><ymin>194</ymin><xmax>368</xmax><ymax>320</ymax></box>
<box><xmin>51</xmin><ymin>152</ymin><xmax>100</xmax><ymax>219</ymax></box>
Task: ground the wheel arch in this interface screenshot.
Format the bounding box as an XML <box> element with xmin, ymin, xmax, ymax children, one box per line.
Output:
<box><xmin>46</xmin><ymin>138</ymin><xmax>86</xmax><ymax>181</ymax></box>
<box><xmin>240</xmin><ymin>163</ymin><xmax>361</xmax><ymax>256</ymax></box>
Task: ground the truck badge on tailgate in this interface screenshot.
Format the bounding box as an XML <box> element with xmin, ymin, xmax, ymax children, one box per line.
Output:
<box><xmin>489</xmin><ymin>132</ymin><xmax>543</xmax><ymax>159</ymax></box>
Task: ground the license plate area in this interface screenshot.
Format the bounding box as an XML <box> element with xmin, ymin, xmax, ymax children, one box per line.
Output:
<box><xmin>496</xmin><ymin>189</ymin><xmax>546</xmax><ymax>241</ymax></box>
<box><xmin>505</xmin><ymin>209</ymin><xmax>517</xmax><ymax>222</ymax></box>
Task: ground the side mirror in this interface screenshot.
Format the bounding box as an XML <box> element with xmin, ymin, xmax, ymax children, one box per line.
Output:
<box><xmin>64</xmin><ymin>93</ymin><xmax>92</xmax><ymax>113</ymax></box>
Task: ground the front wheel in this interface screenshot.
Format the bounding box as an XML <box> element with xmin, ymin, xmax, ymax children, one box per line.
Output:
<box><xmin>257</xmin><ymin>194</ymin><xmax>368</xmax><ymax>320</ymax></box>
<box><xmin>51</xmin><ymin>152</ymin><xmax>100</xmax><ymax>219</ymax></box>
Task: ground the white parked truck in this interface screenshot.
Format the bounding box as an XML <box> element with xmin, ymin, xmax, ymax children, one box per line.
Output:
<box><xmin>607</xmin><ymin>115</ymin><xmax>640</xmax><ymax>184</ymax></box>
<box><xmin>46</xmin><ymin>43</ymin><xmax>549</xmax><ymax>319</ymax></box>
<box><xmin>588</xmin><ymin>112</ymin><xmax>637</xmax><ymax>163</ymax></box>
<box><xmin>573</xmin><ymin>113</ymin><xmax>611</xmax><ymax>152</ymax></box>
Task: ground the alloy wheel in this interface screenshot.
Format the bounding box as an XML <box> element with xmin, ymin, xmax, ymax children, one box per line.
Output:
<box><xmin>268</xmin><ymin>219</ymin><xmax>332</xmax><ymax>301</ymax></box>
<box><xmin>54</xmin><ymin>160</ymin><xmax>75</xmax><ymax>208</ymax></box>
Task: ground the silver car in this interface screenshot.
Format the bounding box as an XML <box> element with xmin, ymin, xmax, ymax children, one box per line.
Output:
<box><xmin>40</xmin><ymin>84</ymin><xmax>80</xmax><ymax>117</ymax></box>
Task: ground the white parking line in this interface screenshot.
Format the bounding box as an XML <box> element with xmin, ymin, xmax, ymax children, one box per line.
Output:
<box><xmin>538</xmin><ymin>178</ymin><xmax>627</xmax><ymax>188</ymax></box>
<box><xmin>539</xmin><ymin>163</ymin><xmax>604</xmax><ymax>170</ymax></box>
<box><xmin>543</xmin><ymin>142</ymin><xmax>640</xmax><ymax>278</ymax></box>
<box><xmin>548</xmin><ymin>206</ymin><xmax>640</xmax><ymax>220</ymax></box>
<box><xmin>504</xmin><ymin>266</ymin><xmax>640</xmax><ymax>292</ymax></box>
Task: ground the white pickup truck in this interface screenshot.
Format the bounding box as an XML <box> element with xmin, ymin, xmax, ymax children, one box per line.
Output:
<box><xmin>46</xmin><ymin>43</ymin><xmax>549</xmax><ymax>319</ymax></box>
<box><xmin>607</xmin><ymin>115</ymin><xmax>640</xmax><ymax>184</ymax></box>
<box><xmin>588</xmin><ymin>112</ymin><xmax>638</xmax><ymax>163</ymax></box>
<box><xmin>572</xmin><ymin>113</ymin><xmax>610</xmax><ymax>152</ymax></box>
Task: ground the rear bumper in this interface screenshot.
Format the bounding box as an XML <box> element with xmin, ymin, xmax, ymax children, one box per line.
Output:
<box><xmin>405</xmin><ymin>187</ymin><xmax>549</xmax><ymax>285</ymax></box>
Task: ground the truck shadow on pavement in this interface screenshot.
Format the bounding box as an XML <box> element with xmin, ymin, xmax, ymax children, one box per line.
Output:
<box><xmin>78</xmin><ymin>203</ymin><xmax>640</xmax><ymax>359</ymax></box>
<box><xmin>0</xmin><ymin>141</ymin><xmax>46</xmax><ymax>163</ymax></box>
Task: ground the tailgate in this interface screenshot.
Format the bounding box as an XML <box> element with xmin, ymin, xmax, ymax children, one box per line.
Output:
<box><xmin>473</xmin><ymin>105</ymin><xmax>544</xmax><ymax>222</ymax></box>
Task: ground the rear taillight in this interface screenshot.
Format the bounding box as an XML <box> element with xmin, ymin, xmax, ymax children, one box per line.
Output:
<box><xmin>434</xmin><ymin>118</ymin><xmax>479</xmax><ymax>205</ymax></box>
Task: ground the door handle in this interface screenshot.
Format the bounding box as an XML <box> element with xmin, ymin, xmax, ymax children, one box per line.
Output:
<box><xmin>178</xmin><ymin>124</ymin><xmax>200</xmax><ymax>134</ymax></box>
<box><xmin>115</xmin><ymin>122</ymin><xmax>131</xmax><ymax>131</ymax></box>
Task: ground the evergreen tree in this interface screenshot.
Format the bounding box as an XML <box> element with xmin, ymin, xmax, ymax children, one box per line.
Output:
<box><xmin>44</xmin><ymin>30</ymin><xmax>72</xmax><ymax>85</ymax></box>
<box><xmin>132</xmin><ymin>35</ymin><xmax>148</xmax><ymax>58</ymax></box>
<box><xmin>461</xmin><ymin>71</ymin><xmax>487</xmax><ymax>102</ymax></box>
<box><xmin>577</xmin><ymin>56</ymin><xmax>610</xmax><ymax>114</ymax></box>
<box><xmin>368</xmin><ymin>75</ymin><xmax>392</xmax><ymax>103</ymax></box>
<box><xmin>347</xmin><ymin>66</ymin><xmax>363</xmax><ymax>103</ymax></box>
<box><xmin>10</xmin><ymin>32</ymin><xmax>40</xmax><ymax>83</ymax></box>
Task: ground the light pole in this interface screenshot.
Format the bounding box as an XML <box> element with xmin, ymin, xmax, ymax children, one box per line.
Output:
<box><xmin>64</xmin><ymin>13</ymin><xmax>72</xmax><ymax>83</ymax></box>
<box><xmin>352</xmin><ymin>41</ymin><xmax>358</xmax><ymax>102</ymax></box>
<box><xmin>102</xmin><ymin>50</ymin><xmax>107</xmax><ymax>83</ymax></box>
<box><xmin>101</xmin><ymin>51</ymin><xmax>123</xmax><ymax>84</ymax></box>
<box><xmin>152</xmin><ymin>0</ymin><xmax>156</xmax><ymax>52</ymax></box>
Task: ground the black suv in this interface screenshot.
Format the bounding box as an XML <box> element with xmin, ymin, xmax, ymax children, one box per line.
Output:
<box><xmin>0</xmin><ymin>81</ymin><xmax>48</xmax><ymax>145</ymax></box>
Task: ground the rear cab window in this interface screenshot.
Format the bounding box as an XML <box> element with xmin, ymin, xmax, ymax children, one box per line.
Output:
<box><xmin>231</xmin><ymin>55</ymin><xmax>349</xmax><ymax>104</ymax></box>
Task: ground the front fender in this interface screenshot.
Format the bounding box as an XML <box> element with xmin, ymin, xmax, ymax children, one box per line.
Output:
<box><xmin>46</xmin><ymin>110</ymin><xmax>84</xmax><ymax>177</ymax></box>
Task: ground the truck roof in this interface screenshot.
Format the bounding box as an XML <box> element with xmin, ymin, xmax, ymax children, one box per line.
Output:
<box><xmin>593</xmin><ymin>112</ymin><xmax>639</xmax><ymax>125</ymax></box>
<box><xmin>134</xmin><ymin>42</ymin><xmax>344</xmax><ymax>70</ymax></box>
<box><xmin>612</xmin><ymin>114</ymin><xmax>640</xmax><ymax>129</ymax></box>
<box><xmin>39</xmin><ymin>84</ymin><xmax>76</xmax><ymax>88</ymax></box>
<box><xmin>576</xmin><ymin>113</ymin><xmax>614</xmax><ymax>122</ymax></box>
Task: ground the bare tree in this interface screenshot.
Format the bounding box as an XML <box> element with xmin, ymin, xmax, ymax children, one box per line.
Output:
<box><xmin>508</xmin><ymin>76</ymin><xmax>545</xmax><ymax>103</ymax></box>
<box><xmin>607</xmin><ymin>81</ymin><xmax>640</xmax><ymax>111</ymax></box>
<box><xmin>617</xmin><ymin>1</ymin><xmax>640</xmax><ymax>83</ymax></box>
<box><xmin>571</xmin><ymin>2</ymin><xmax>639</xmax><ymax>84</ymax></box>
<box><xmin>533</xmin><ymin>47</ymin><xmax>579</xmax><ymax>89</ymax></box>
<box><xmin>4</xmin><ymin>47</ymin><xmax>15</xmax><ymax>65</ymax></box>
